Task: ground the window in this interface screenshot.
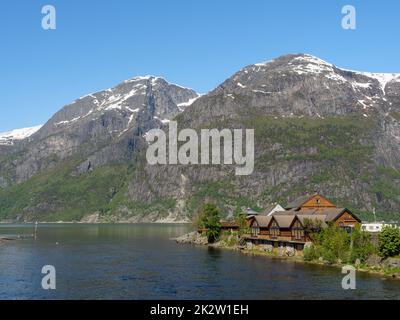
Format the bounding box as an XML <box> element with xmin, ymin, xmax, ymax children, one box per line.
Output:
<box><xmin>291</xmin><ymin>221</ymin><xmax>305</xmax><ymax>241</ymax></box>
<box><xmin>343</xmin><ymin>226</ymin><xmax>353</xmax><ymax>234</ymax></box>
<box><xmin>316</xmin><ymin>198</ymin><xmax>321</xmax><ymax>204</ymax></box>
<box><xmin>270</xmin><ymin>221</ymin><xmax>280</xmax><ymax>238</ymax></box>
<box><xmin>251</xmin><ymin>226</ymin><xmax>260</xmax><ymax>237</ymax></box>
<box><xmin>292</xmin><ymin>228</ymin><xmax>304</xmax><ymax>240</ymax></box>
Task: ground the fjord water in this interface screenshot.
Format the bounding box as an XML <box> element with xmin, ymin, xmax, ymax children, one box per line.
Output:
<box><xmin>0</xmin><ymin>224</ymin><xmax>399</xmax><ymax>300</ymax></box>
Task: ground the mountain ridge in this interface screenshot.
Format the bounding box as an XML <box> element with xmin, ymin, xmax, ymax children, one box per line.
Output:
<box><xmin>0</xmin><ymin>53</ymin><xmax>399</xmax><ymax>222</ymax></box>
<box><xmin>3</xmin><ymin>54</ymin><xmax>400</xmax><ymax>137</ymax></box>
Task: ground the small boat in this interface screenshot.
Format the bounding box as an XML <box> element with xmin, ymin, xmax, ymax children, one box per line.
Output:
<box><xmin>0</xmin><ymin>234</ymin><xmax>35</xmax><ymax>241</ymax></box>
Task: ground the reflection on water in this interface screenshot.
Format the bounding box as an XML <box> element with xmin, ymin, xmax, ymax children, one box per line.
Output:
<box><xmin>0</xmin><ymin>223</ymin><xmax>399</xmax><ymax>300</ymax></box>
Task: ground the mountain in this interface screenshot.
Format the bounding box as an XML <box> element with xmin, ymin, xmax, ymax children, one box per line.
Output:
<box><xmin>127</xmin><ymin>54</ymin><xmax>400</xmax><ymax>222</ymax></box>
<box><xmin>1</xmin><ymin>76</ymin><xmax>199</xmax><ymax>182</ymax></box>
<box><xmin>0</xmin><ymin>125</ymin><xmax>42</xmax><ymax>146</ymax></box>
<box><xmin>0</xmin><ymin>54</ymin><xmax>399</xmax><ymax>222</ymax></box>
<box><xmin>0</xmin><ymin>76</ymin><xmax>199</xmax><ymax>221</ymax></box>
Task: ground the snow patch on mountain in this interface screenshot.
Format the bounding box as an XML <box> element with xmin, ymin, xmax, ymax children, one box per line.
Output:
<box><xmin>351</xmin><ymin>72</ymin><xmax>400</xmax><ymax>94</ymax></box>
<box><xmin>291</xmin><ymin>54</ymin><xmax>400</xmax><ymax>95</ymax></box>
<box><xmin>0</xmin><ymin>125</ymin><xmax>43</xmax><ymax>146</ymax></box>
<box><xmin>254</xmin><ymin>59</ymin><xmax>275</xmax><ymax>67</ymax></box>
<box><xmin>177</xmin><ymin>95</ymin><xmax>200</xmax><ymax>109</ymax></box>
<box><xmin>124</xmin><ymin>75</ymin><xmax>161</xmax><ymax>83</ymax></box>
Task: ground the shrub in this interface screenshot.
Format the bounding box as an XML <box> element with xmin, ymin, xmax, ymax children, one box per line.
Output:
<box><xmin>350</xmin><ymin>225</ymin><xmax>375</xmax><ymax>262</ymax></box>
<box><xmin>378</xmin><ymin>226</ymin><xmax>400</xmax><ymax>258</ymax></box>
<box><xmin>303</xmin><ymin>245</ymin><xmax>318</xmax><ymax>262</ymax></box>
<box><xmin>314</xmin><ymin>224</ymin><xmax>351</xmax><ymax>263</ymax></box>
<box><xmin>304</xmin><ymin>224</ymin><xmax>375</xmax><ymax>264</ymax></box>
<box><xmin>192</xmin><ymin>208</ymin><xmax>205</xmax><ymax>229</ymax></box>
<box><xmin>322</xmin><ymin>250</ymin><xmax>338</xmax><ymax>265</ymax></box>
<box><xmin>235</xmin><ymin>213</ymin><xmax>250</xmax><ymax>236</ymax></box>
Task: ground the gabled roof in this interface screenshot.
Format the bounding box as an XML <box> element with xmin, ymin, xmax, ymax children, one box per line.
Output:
<box><xmin>253</xmin><ymin>216</ymin><xmax>273</xmax><ymax>228</ymax></box>
<box><xmin>259</xmin><ymin>203</ymin><xmax>285</xmax><ymax>216</ymax></box>
<box><xmin>285</xmin><ymin>194</ymin><xmax>314</xmax><ymax>210</ymax></box>
<box><xmin>295</xmin><ymin>208</ymin><xmax>361</xmax><ymax>223</ymax></box>
<box><xmin>321</xmin><ymin>208</ymin><xmax>361</xmax><ymax>223</ymax></box>
<box><xmin>274</xmin><ymin>215</ymin><xmax>297</xmax><ymax>228</ymax></box>
<box><xmin>259</xmin><ymin>204</ymin><xmax>277</xmax><ymax>216</ymax></box>
<box><xmin>285</xmin><ymin>194</ymin><xmax>336</xmax><ymax>210</ymax></box>
<box><xmin>320</xmin><ymin>208</ymin><xmax>347</xmax><ymax>222</ymax></box>
<box><xmin>297</xmin><ymin>214</ymin><xmax>328</xmax><ymax>228</ymax></box>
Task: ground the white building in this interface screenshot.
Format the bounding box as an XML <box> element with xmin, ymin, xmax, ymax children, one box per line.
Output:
<box><xmin>361</xmin><ymin>223</ymin><xmax>397</xmax><ymax>233</ymax></box>
<box><xmin>261</xmin><ymin>203</ymin><xmax>285</xmax><ymax>216</ymax></box>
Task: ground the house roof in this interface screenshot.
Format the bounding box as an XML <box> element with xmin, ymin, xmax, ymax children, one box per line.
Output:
<box><xmin>220</xmin><ymin>221</ymin><xmax>239</xmax><ymax>228</ymax></box>
<box><xmin>320</xmin><ymin>208</ymin><xmax>347</xmax><ymax>221</ymax></box>
<box><xmin>271</xmin><ymin>206</ymin><xmax>360</xmax><ymax>222</ymax></box>
<box><xmin>253</xmin><ymin>216</ymin><xmax>273</xmax><ymax>227</ymax></box>
<box><xmin>293</xmin><ymin>208</ymin><xmax>361</xmax><ymax>223</ymax></box>
<box><xmin>297</xmin><ymin>214</ymin><xmax>328</xmax><ymax>228</ymax></box>
<box><xmin>274</xmin><ymin>215</ymin><xmax>297</xmax><ymax>228</ymax></box>
<box><xmin>246</xmin><ymin>208</ymin><xmax>258</xmax><ymax>215</ymax></box>
<box><xmin>273</xmin><ymin>210</ymin><xmax>298</xmax><ymax>216</ymax></box>
<box><xmin>259</xmin><ymin>204</ymin><xmax>278</xmax><ymax>216</ymax></box>
<box><xmin>285</xmin><ymin>194</ymin><xmax>315</xmax><ymax>210</ymax></box>
<box><xmin>295</xmin><ymin>207</ymin><xmax>344</xmax><ymax>220</ymax></box>
<box><xmin>319</xmin><ymin>208</ymin><xmax>361</xmax><ymax>223</ymax></box>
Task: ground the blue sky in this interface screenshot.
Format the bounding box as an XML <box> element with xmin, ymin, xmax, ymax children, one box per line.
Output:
<box><xmin>0</xmin><ymin>0</ymin><xmax>399</xmax><ymax>131</ymax></box>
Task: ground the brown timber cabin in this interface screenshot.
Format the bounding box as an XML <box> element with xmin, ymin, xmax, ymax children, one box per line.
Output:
<box><xmin>245</xmin><ymin>194</ymin><xmax>361</xmax><ymax>250</ymax></box>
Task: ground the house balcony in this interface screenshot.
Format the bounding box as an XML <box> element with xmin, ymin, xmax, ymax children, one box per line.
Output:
<box><xmin>244</xmin><ymin>234</ymin><xmax>306</xmax><ymax>244</ymax></box>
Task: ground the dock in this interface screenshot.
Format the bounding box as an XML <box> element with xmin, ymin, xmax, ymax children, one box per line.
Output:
<box><xmin>0</xmin><ymin>234</ymin><xmax>35</xmax><ymax>241</ymax></box>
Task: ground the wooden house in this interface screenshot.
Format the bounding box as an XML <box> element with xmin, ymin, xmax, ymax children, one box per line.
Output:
<box><xmin>246</xmin><ymin>203</ymin><xmax>285</xmax><ymax>226</ymax></box>
<box><xmin>220</xmin><ymin>221</ymin><xmax>239</xmax><ymax>231</ymax></box>
<box><xmin>285</xmin><ymin>193</ymin><xmax>336</xmax><ymax>211</ymax></box>
<box><xmin>245</xmin><ymin>194</ymin><xmax>361</xmax><ymax>250</ymax></box>
<box><xmin>285</xmin><ymin>194</ymin><xmax>361</xmax><ymax>227</ymax></box>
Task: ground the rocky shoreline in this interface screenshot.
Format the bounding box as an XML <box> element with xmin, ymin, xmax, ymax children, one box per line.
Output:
<box><xmin>0</xmin><ymin>237</ymin><xmax>14</xmax><ymax>244</ymax></box>
<box><xmin>175</xmin><ymin>232</ymin><xmax>400</xmax><ymax>280</ymax></box>
<box><xmin>174</xmin><ymin>231</ymin><xmax>209</xmax><ymax>246</ymax></box>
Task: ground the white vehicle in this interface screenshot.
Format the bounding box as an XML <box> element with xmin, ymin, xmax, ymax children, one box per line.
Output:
<box><xmin>361</xmin><ymin>223</ymin><xmax>397</xmax><ymax>233</ymax></box>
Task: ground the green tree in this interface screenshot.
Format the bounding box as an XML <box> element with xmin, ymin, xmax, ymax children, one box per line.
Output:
<box><xmin>378</xmin><ymin>226</ymin><xmax>400</xmax><ymax>258</ymax></box>
<box><xmin>303</xmin><ymin>218</ymin><xmax>323</xmax><ymax>241</ymax></box>
<box><xmin>314</xmin><ymin>224</ymin><xmax>351</xmax><ymax>263</ymax></box>
<box><xmin>201</xmin><ymin>203</ymin><xmax>221</xmax><ymax>243</ymax></box>
<box><xmin>192</xmin><ymin>208</ymin><xmax>205</xmax><ymax>229</ymax></box>
<box><xmin>350</xmin><ymin>225</ymin><xmax>375</xmax><ymax>262</ymax></box>
<box><xmin>235</xmin><ymin>213</ymin><xmax>250</xmax><ymax>236</ymax></box>
<box><xmin>303</xmin><ymin>224</ymin><xmax>375</xmax><ymax>264</ymax></box>
<box><xmin>303</xmin><ymin>245</ymin><xmax>319</xmax><ymax>262</ymax></box>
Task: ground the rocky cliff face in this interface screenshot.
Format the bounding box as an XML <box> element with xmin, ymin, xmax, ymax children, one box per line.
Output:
<box><xmin>0</xmin><ymin>76</ymin><xmax>198</xmax><ymax>184</ymax></box>
<box><xmin>179</xmin><ymin>54</ymin><xmax>400</xmax><ymax>122</ymax></box>
<box><xmin>0</xmin><ymin>54</ymin><xmax>399</xmax><ymax>222</ymax></box>
<box><xmin>126</xmin><ymin>54</ymin><xmax>400</xmax><ymax>222</ymax></box>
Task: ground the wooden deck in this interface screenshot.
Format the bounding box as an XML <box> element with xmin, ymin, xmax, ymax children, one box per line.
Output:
<box><xmin>242</xmin><ymin>234</ymin><xmax>307</xmax><ymax>245</ymax></box>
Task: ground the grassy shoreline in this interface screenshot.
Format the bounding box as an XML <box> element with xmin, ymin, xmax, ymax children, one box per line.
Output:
<box><xmin>177</xmin><ymin>231</ymin><xmax>400</xmax><ymax>280</ymax></box>
<box><xmin>240</xmin><ymin>246</ymin><xmax>400</xmax><ymax>280</ymax></box>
